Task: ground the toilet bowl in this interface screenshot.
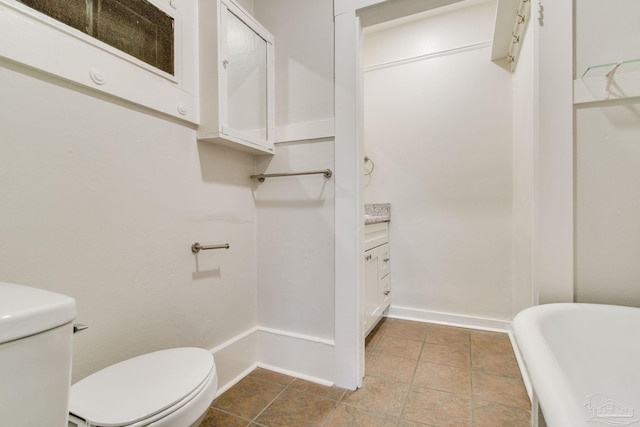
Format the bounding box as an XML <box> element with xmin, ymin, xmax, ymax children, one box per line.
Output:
<box><xmin>68</xmin><ymin>347</ymin><xmax>218</xmax><ymax>427</ymax></box>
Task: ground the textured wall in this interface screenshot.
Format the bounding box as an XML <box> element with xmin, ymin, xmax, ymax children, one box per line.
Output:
<box><xmin>0</xmin><ymin>59</ymin><xmax>258</xmax><ymax>383</ymax></box>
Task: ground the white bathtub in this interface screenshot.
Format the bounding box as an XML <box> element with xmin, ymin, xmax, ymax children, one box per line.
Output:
<box><xmin>513</xmin><ymin>303</ymin><xmax>640</xmax><ymax>427</ymax></box>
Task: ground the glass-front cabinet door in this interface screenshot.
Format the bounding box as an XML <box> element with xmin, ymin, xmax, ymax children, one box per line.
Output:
<box><xmin>198</xmin><ymin>0</ymin><xmax>274</xmax><ymax>155</ymax></box>
<box><xmin>223</xmin><ymin>8</ymin><xmax>268</xmax><ymax>142</ymax></box>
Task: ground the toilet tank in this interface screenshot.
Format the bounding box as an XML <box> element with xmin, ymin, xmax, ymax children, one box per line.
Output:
<box><xmin>0</xmin><ymin>282</ymin><xmax>76</xmax><ymax>427</ymax></box>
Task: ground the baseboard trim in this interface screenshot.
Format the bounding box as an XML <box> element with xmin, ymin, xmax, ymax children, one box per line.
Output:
<box><xmin>386</xmin><ymin>305</ymin><xmax>511</xmax><ymax>332</ymax></box>
<box><xmin>209</xmin><ymin>327</ymin><xmax>258</xmax><ymax>395</ymax></box>
<box><xmin>209</xmin><ymin>325</ymin><xmax>336</xmax><ymax>394</ymax></box>
<box><xmin>210</xmin><ymin>309</ymin><xmax>524</xmax><ymax>398</ymax></box>
<box><xmin>257</xmin><ymin>362</ymin><xmax>334</xmax><ymax>387</ymax></box>
<box><xmin>258</xmin><ymin>326</ymin><xmax>335</xmax><ymax>347</ymax></box>
<box><xmin>209</xmin><ymin>326</ymin><xmax>259</xmax><ymax>355</ymax></box>
<box><xmin>258</xmin><ymin>327</ymin><xmax>335</xmax><ymax>385</ymax></box>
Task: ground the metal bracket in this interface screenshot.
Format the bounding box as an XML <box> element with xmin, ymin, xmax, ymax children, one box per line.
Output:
<box><xmin>73</xmin><ymin>323</ymin><xmax>88</xmax><ymax>334</ymax></box>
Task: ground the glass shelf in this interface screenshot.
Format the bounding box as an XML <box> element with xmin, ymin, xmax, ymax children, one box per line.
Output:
<box><xmin>581</xmin><ymin>58</ymin><xmax>640</xmax><ymax>79</ymax></box>
<box><xmin>575</xmin><ymin>57</ymin><xmax>640</xmax><ymax>104</ymax></box>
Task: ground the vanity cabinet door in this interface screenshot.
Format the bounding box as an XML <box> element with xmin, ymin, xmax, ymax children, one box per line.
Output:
<box><xmin>364</xmin><ymin>242</ymin><xmax>391</xmax><ymax>336</ymax></box>
<box><xmin>364</xmin><ymin>247</ymin><xmax>380</xmax><ymax>335</ymax></box>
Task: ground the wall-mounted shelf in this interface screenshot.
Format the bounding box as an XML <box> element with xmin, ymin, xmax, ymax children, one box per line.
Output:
<box><xmin>491</xmin><ymin>0</ymin><xmax>530</xmax><ymax>71</ymax></box>
<box><xmin>574</xmin><ymin>58</ymin><xmax>640</xmax><ymax>105</ymax></box>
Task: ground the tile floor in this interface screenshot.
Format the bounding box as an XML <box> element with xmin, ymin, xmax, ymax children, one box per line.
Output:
<box><xmin>201</xmin><ymin>318</ymin><xmax>531</xmax><ymax>426</ymax></box>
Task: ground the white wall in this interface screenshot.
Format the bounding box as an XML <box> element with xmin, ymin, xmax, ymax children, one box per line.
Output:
<box><xmin>0</xmin><ymin>60</ymin><xmax>259</xmax><ymax>388</ymax></box>
<box><xmin>363</xmin><ymin>0</ymin><xmax>492</xmax><ymax>65</ymax></box>
<box><xmin>253</xmin><ymin>0</ymin><xmax>335</xmax><ymax>141</ymax></box>
<box><xmin>254</xmin><ymin>140</ymin><xmax>336</xmax><ymax>382</ymax></box>
<box><xmin>574</xmin><ymin>0</ymin><xmax>640</xmax><ymax>74</ymax></box>
<box><xmin>252</xmin><ymin>0</ymin><xmax>339</xmax><ymax>383</ymax></box>
<box><xmin>575</xmin><ymin>0</ymin><xmax>640</xmax><ymax>306</ymax></box>
<box><xmin>533</xmin><ymin>0</ymin><xmax>574</xmax><ymax>305</ymax></box>
<box><xmin>254</xmin><ymin>140</ymin><xmax>335</xmax><ymax>341</ymax></box>
<box><xmin>363</xmin><ymin>1</ymin><xmax>514</xmax><ymax>323</ymax></box>
<box><xmin>511</xmin><ymin>20</ymin><xmax>535</xmax><ymax>315</ymax></box>
<box><xmin>575</xmin><ymin>101</ymin><xmax>640</xmax><ymax>306</ymax></box>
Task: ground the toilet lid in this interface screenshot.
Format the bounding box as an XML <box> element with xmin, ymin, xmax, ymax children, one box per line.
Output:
<box><xmin>69</xmin><ymin>348</ymin><xmax>214</xmax><ymax>427</ymax></box>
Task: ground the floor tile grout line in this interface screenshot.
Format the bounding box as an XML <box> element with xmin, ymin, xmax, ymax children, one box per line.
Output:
<box><xmin>207</xmin><ymin>406</ymin><xmax>254</xmax><ymax>424</ymax></box>
<box><xmin>396</xmin><ymin>339</ymin><xmax>425</xmax><ymax>423</ymax></box>
<box><xmin>246</xmin><ymin>375</ymin><xmax>349</xmax><ymax>426</ymax></box>
<box><xmin>467</xmin><ymin>332</ymin><xmax>476</xmax><ymax>427</ymax></box>
<box><xmin>353</xmin><ymin>325</ymin><xmax>411</xmax><ymax>421</ymax></box>
<box><xmin>318</xmin><ymin>398</ymin><xmax>343</xmax><ymax>427</ymax></box>
<box><xmin>248</xmin><ymin>379</ymin><xmax>293</xmax><ymax>425</ymax></box>
<box><xmin>337</xmin><ymin>398</ymin><xmax>408</xmax><ymax>422</ymax></box>
<box><xmin>470</xmin><ymin>332</ymin><xmax>533</xmax><ymax>424</ymax></box>
<box><xmin>469</xmin><ymin>340</ymin><xmax>477</xmax><ymax>427</ymax></box>
<box><xmin>370</xmin><ymin>320</ymin><xmax>475</xmax><ymax>423</ymax></box>
<box><xmin>401</xmin><ymin>330</ymin><xmax>479</xmax><ymax>426</ymax></box>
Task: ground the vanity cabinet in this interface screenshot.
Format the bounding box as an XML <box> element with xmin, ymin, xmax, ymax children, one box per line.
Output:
<box><xmin>198</xmin><ymin>0</ymin><xmax>275</xmax><ymax>155</ymax></box>
<box><xmin>364</xmin><ymin>222</ymin><xmax>391</xmax><ymax>336</ymax></box>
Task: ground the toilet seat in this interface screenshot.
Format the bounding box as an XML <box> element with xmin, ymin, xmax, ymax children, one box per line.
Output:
<box><xmin>69</xmin><ymin>348</ymin><xmax>215</xmax><ymax>427</ymax></box>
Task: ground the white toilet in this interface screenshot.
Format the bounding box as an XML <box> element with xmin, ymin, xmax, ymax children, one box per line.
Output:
<box><xmin>0</xmin><ymin>282</ymin><xmax>217</xmax><ymax>427</ymax></box>
<box><xmin>0</xmin><ymin>281</ymin><xmax>76</xmax><ymax>427</ymax></box>
<box><xmin>68</xmin><ymin>347</ymin><xmax>218</xmax><ymax>427</ymax></box>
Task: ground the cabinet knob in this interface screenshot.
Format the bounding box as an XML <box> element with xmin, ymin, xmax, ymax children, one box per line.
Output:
<box><xmin>383</xmin><ymin>258</ymin><xmax>390</xmax><ymax>262</ymax></box>
<box><xmin>384</xmin><ymin>290</ymin><xmax>390</xmax><ymax>296</ymax></box>
<box><xmin>222</xmin><ymin>60</ymin><xmax>229</xmax><ymax>68</ymax></box>
<box><xmin>365</xmin><ymin>254</ymin><xmax>372</xmax><ymax>261</ymax></box>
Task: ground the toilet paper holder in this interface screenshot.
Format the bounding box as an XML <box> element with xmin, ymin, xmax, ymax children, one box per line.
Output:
<box><xmin>191</xmin><ymin>242</ymin><xmax>230</xmax><ymax>253</ymax></box>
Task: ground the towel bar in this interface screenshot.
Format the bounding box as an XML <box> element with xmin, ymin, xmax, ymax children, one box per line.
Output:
<box><xmin>250</xmin><ymin>169</ymin><xmax>333</xmax><ymax>182</ymax></box>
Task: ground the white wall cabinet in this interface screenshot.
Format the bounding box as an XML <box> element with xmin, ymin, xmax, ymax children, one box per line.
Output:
<box><xmin>364</xmin><ymin>222</ymin><xmax>390</xmax><ymax>336</ymax></box>
<box><xmin>198</xmin><ymin>0</ymin><xmax>275</xmax><ymax>155</ymax></box>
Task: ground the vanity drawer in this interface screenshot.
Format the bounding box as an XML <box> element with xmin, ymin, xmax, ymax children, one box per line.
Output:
<box><xmin>381</xmin><ymin>274</ymin><xmax>391</xmax><ymax>308</ymax></box>
<box><xmin>364</xmin><ymin>222</ymin><xmax>388</xmax><ymax>251</ymax></box>
<box><xmin>379</xmin><ymin>244</ymin><xmax>390</xmax><ymax>278</ymax></box>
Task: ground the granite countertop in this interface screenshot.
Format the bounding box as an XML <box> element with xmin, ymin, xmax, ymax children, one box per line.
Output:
<box><xmin>365</xmin><ymin>203</ymin><xmax>390</xmax><ymax>224</ymax></box>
